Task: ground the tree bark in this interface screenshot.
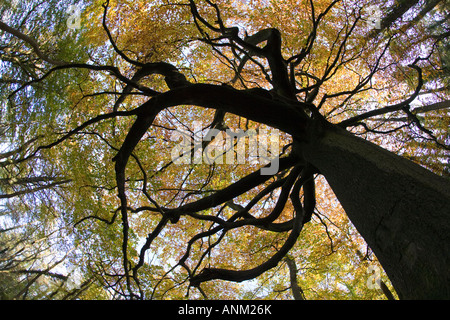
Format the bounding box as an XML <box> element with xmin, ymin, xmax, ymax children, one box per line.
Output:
<box><xmin>301</xmin><ymin>122</ymin><xmax>450</xmax><ymax>299</ymax></box>
<box><xmin>285</xmin><ymin>257</ymin><xmax>305</xmax><ymax>300</ymax></box>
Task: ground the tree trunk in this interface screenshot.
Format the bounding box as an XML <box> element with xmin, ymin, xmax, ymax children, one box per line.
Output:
<box><xmin>285</xmin><ymin>257</ymin><xmax>305</xmax><ymax>300</ymax></box>
<box><xmin>301</xmin><ymin>123</ymin><xmax>450</xmax><ymax>299</ymax></box>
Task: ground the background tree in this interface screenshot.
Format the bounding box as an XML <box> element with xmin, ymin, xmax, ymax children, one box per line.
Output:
<box><xmin>0</xmin><ymin>0</ymin><xmax>448</xmax><ymax>300</ymax></box>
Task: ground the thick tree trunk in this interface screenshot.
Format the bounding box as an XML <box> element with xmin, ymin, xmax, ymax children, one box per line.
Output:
<box><xmin>301</xmin><ymin>123</ymin><xmax>450</xmax><ymax>299</ymax></box>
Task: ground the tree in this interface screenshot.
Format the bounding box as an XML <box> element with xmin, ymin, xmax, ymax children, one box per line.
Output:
<box><xmin>0</xmin><ymin>0</ymin><xmax>448</xmax><ymax>299</ymax></box>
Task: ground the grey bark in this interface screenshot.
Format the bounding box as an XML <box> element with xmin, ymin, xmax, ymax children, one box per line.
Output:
<box><xmin>301</xmin><ymin>123</ymin><xmax>450</xmax><ymax>299</ymax></box>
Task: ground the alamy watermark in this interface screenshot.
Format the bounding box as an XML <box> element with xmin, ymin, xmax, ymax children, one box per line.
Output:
<box><xmin>170</xmin><ymin>121</ymin><xmax>280</xmax><ymax>175</ymax></box>
<box><xmin>364</xmin><ymin>5</ymin><xmax>382</xmax><ymax>30</ymax></box>
<box><xmin>66</xmin><ymin>5</ymin><xmax>82</xmax><ymax>30</ymax></box>
<box><xmin>366</xmin><ymin>265</ymin><xmax>382</xmax><ymax>290</ymax></box>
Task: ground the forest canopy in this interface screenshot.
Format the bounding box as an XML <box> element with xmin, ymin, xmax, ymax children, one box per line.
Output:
<box><xmin>0</xmin><ymin>0</ymin><xmax>449</xmax><ymax>300</ymax></box>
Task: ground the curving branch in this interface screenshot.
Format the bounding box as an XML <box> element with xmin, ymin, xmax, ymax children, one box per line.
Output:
<box><xmin>0</xmin><ymin>21</ymin><xmax>67</xmax><ymax>66</ymax></box>
<box><xmin>339</xmin><ymin>63</ymin><xmax>423</xmax><ymax>127</ymax></box>
<box><xmin>189</xmin><ymin>167</ymin><xmax>310</xmax><ymax>287</ymax></box>
<box><xmin>101</xmin><ymin>0</ymin><xmax>143</xmax><ymax>67</ymax></box>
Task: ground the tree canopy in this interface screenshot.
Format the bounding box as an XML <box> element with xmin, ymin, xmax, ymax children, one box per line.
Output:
<box><xmin>0</xmin><ymin>0</ymin><xmax>448</xmax><ymax>300</ymax></box>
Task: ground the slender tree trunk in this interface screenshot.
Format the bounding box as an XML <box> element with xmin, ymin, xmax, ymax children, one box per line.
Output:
<box><xmin>301</xmin><ymin>123</ymin><xmax>450</xmax><ymax>299</ymax></box>
<box><xmin>285</xmin><ymin>257</ymin><xmax>305</xmax><ymax>300</ymax></box>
